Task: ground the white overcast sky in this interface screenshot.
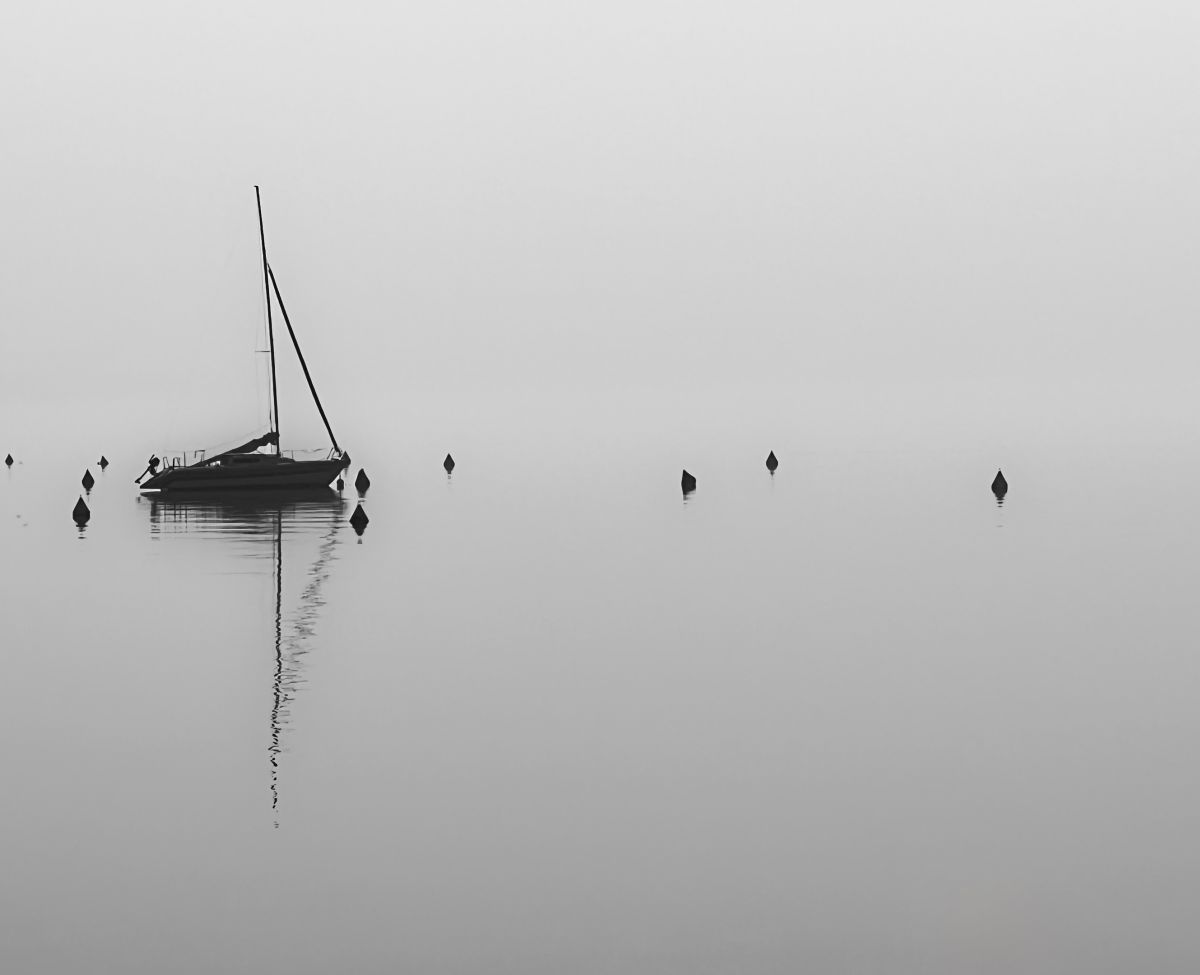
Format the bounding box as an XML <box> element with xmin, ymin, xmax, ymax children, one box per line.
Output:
<box><xmin>2</xmin><ymin>0</ymin><xmax>1198</xmax><ymax>453</ymax></box>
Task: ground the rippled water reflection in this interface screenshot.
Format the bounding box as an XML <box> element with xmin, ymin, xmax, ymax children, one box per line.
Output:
<box><xmin>148</xmin><ymin>493</ymin><xmax>348</xmax><ymax>827</ymax></box>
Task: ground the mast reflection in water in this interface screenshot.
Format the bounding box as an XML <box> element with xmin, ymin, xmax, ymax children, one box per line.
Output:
<box><xmin>148</xmin><ymin>491</ymin><xmax>347</xmax><ymax>826</ymax></box>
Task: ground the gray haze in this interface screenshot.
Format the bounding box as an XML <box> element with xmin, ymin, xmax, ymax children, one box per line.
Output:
<box><xmin>5</xmin><ymin>4</ymin><xmax>1200</xmax><ymax>971</ymax></box>
<box><xmin>3</xmin><ymin>0</ymin><xmax>1198</xmax><ymax>456</ymax></box>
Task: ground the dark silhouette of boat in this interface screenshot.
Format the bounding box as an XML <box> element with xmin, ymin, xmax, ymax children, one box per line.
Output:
<box><xmin>139</xmin><ymin>188</ymin><xmax>346</xmax><ymax>493</ymax></box>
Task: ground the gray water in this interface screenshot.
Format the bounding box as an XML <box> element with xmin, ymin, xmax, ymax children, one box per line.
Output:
<box><xmin>3</xmin><ymin>432</ymin><xmax>1199</xmax><ymax>973</ymax></box>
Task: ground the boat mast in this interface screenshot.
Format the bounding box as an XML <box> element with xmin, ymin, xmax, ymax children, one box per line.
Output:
<box><xmin>267</xmin><ymin>266</ymin><xmax>342</xmax><ymax>454</ymax></box>
<box><xmin>255</xmin><ymin>186</ymin><xmax>281</xmax><ymax>454</ymax></box>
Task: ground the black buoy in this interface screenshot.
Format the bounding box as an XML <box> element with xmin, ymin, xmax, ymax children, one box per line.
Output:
<box><xmin>349</xmin><ymin>502</ymin><xmax>369</xmax><ymax>535</ymax></box>
<box><xmin>4</xmin><ymin>454</ymin><xmax>12</xmax><ymax>467</ymax></box>
<box><xmin>82</xmin><ymin>469</ymin><xmax>95</xmax><ymax>491</ymax></box>
<box><xmin>340</xmin><ymin>452</ymin><xmax>352</xmax><ymax>471</ymax></box>
<box><xmin>443</xmin><ymin>453</ymin><xmax>455</xmax><ymax>473</ymax></box>
<box><xmin>72</xmin><ymin>496</ymin><xmax>90</xmax><ymax>525</ymax></box>
<box><xmin>992</xmin><ymin>469</ymin><xmax>1008</xmax><ymax>499</ymax></box>
<box><xmin>336</xmin><ymin>477</ymin><xmax>344</xmax><ymax>491</ymax></box>
<box><xmin>766</xmin><ymin>450</ymin><xmax>778</xmax><ymax>473</ymax></box>
<box><xmin>681</xmin><ymin>469</ymin><xmax>697</xmax><ymax>494</ymax></box>
<box><xmin>354</xmin><ymin>468</ymin><xmax>371</xmax><ymax>493</ymax></box>
<box><xmin>98</xmin><ymin>456</ymin><xmax>109</xmax><ymax>470</ymax></box>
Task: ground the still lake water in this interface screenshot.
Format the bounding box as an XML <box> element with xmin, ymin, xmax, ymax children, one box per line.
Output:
<box><xmin>3</xmin><ymin>432</ymin><xmax>1200</xmax><ymax>973</ymax></box>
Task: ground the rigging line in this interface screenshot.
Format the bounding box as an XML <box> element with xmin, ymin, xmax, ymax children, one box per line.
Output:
<box><xmin>266</xmin><ymin>263</ymin><xmax>342</xmax><ymax>453</ymax></box>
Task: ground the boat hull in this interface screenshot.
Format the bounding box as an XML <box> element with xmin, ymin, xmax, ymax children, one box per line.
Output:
<box><xmin>140</xmin><ymin>458</ymin><xmax>344</xmax><ymax>493</ymax></box>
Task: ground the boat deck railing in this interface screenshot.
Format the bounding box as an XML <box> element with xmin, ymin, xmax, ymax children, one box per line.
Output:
<box><xmin>157</xmin><ymin>450</ymin><xmax>206</xmax><ymax>469</ymax></box>
<box><xmin>154</xmin><ymin>447</ymin><xmax>338</xmax><ymax>469</ymax></box>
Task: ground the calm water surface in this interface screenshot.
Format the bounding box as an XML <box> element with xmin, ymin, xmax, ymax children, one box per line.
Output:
<box><xmin>3</xmin><ymin>433</ymin><xmax>1199</xmax><ymax>973</ymax></box>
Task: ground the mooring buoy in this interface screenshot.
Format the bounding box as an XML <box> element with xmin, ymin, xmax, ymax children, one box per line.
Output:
<box><xmin>766</xmin><ymin>451</ymin><xmax>778</xmax><ymax>473</ymax></box>
<box><xmin>98</xmin><ymin>456</ymin><xmax>109</xmax><ymax>470</ymax></box>
<box><xmin>340</xmin><ymin>452</ymin><xmax>352</xmax><ymax>471</ymax></box>
<box><xmin>354</xmin><ymin>468</ymin><xmax>371</xmax><ymax>493</ymax></box>
<box><xmin>681</xmin><ymin>469</ymin><xmax>697</xmax><ymax>494</ymax></box>
<box><xmin>72</xmin><ymin>497</ymin><xmax>90</xmax><ymax>525</ymax></box>
<box><xmin>444</xmin><ymin>453</ymin><xmax>455</xmax><ymax>473</ymax></box>
<box><xmin>336</xmin><ymin>477</ymin><xmax>344</xmax><ymax>491</ymax></box>
<box><xmin>82</xmin><ymin>469</ymin><xmax>95</xmax><ymax>491</ymax></box>
<box><xmin>992</xmin><ymin>469</ymin><xmax>1008</xmax><ymax>498</ymax></box>
<box><xmin>349</xmin><ymin>503</ymin><xmax>369</xmax><ymax>535</ymax></box>
<box><xmin>4</xmin><ymin>454</ymin><xmax>12</xmax><ymax>467</ymax></box>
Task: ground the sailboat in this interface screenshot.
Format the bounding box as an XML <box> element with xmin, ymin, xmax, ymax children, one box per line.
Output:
<box><xmin>138</xmin><ymin>187</ymin><xmax>347</xmax><ymax>493</ymax></box>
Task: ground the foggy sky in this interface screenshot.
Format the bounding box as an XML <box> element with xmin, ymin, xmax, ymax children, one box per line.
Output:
<box><xmin>3</xmin><ymin>0</ymin><xmax>1198</xmax><ymax>455</ymax></box>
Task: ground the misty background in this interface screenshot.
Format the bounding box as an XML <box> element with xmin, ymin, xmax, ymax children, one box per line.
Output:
<box><xmin>2</xmin><ymin>0</ymin><xmax>1198</xmax><ymax>458</ymax></box>
<box><xmin>7</xmin><ymin>6</ymin><xmax>1200</xmax><ymax>971</ymax></box>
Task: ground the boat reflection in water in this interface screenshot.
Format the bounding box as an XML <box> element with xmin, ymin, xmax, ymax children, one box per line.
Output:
<box><xmin>147</xmin><ymin>490</ymin><xmax>348</xmax><ymax>826</ymax></box>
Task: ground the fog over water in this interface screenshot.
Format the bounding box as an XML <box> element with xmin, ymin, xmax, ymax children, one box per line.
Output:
<box><xmin>4</xmin><ymin>0</ymin><xmax>1200</xmax><ymax>971</ymax></box>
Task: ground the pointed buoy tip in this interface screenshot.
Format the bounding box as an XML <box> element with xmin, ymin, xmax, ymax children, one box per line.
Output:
<box><xmin>4</xmin><ymin>454</ymin><xmax>12</xmax><ymax>467</ymax></box>
<box><xmin>765</xmin><ymin>450</ymin><xmax>778</xmax><ymax>472</ymax></box>
<box><xmin>354</xmin><ymin>468</ymin><xmax>371</xmax><ymax>492</ymax></box>
<box><xmin>349</xmin><ymin>502</ymin><xmax>369</xmax><ymax>535</ymax></box>
<box><xmin>443</xmin><ymin>453</ymin><xmax>455</xmax><ymax>472</ymax></box>
<box><xmin>681</xmin><ymin>469</ymin><xmax>697</xmax><ymax>493</ymax></box>
<box><xmin>82</xmin><ymin>469</ymin><xmax>95</xmax><ymax>490</ymax></box>
<box><xmin>991</xmin><ymin>469</ymin><xmax>1008</xmax><ymax>497</ymax></box>
<box><xmin>72</xmin><ymin>496</ymin><xmax>91</xmax><ymax>525</ymax></box>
